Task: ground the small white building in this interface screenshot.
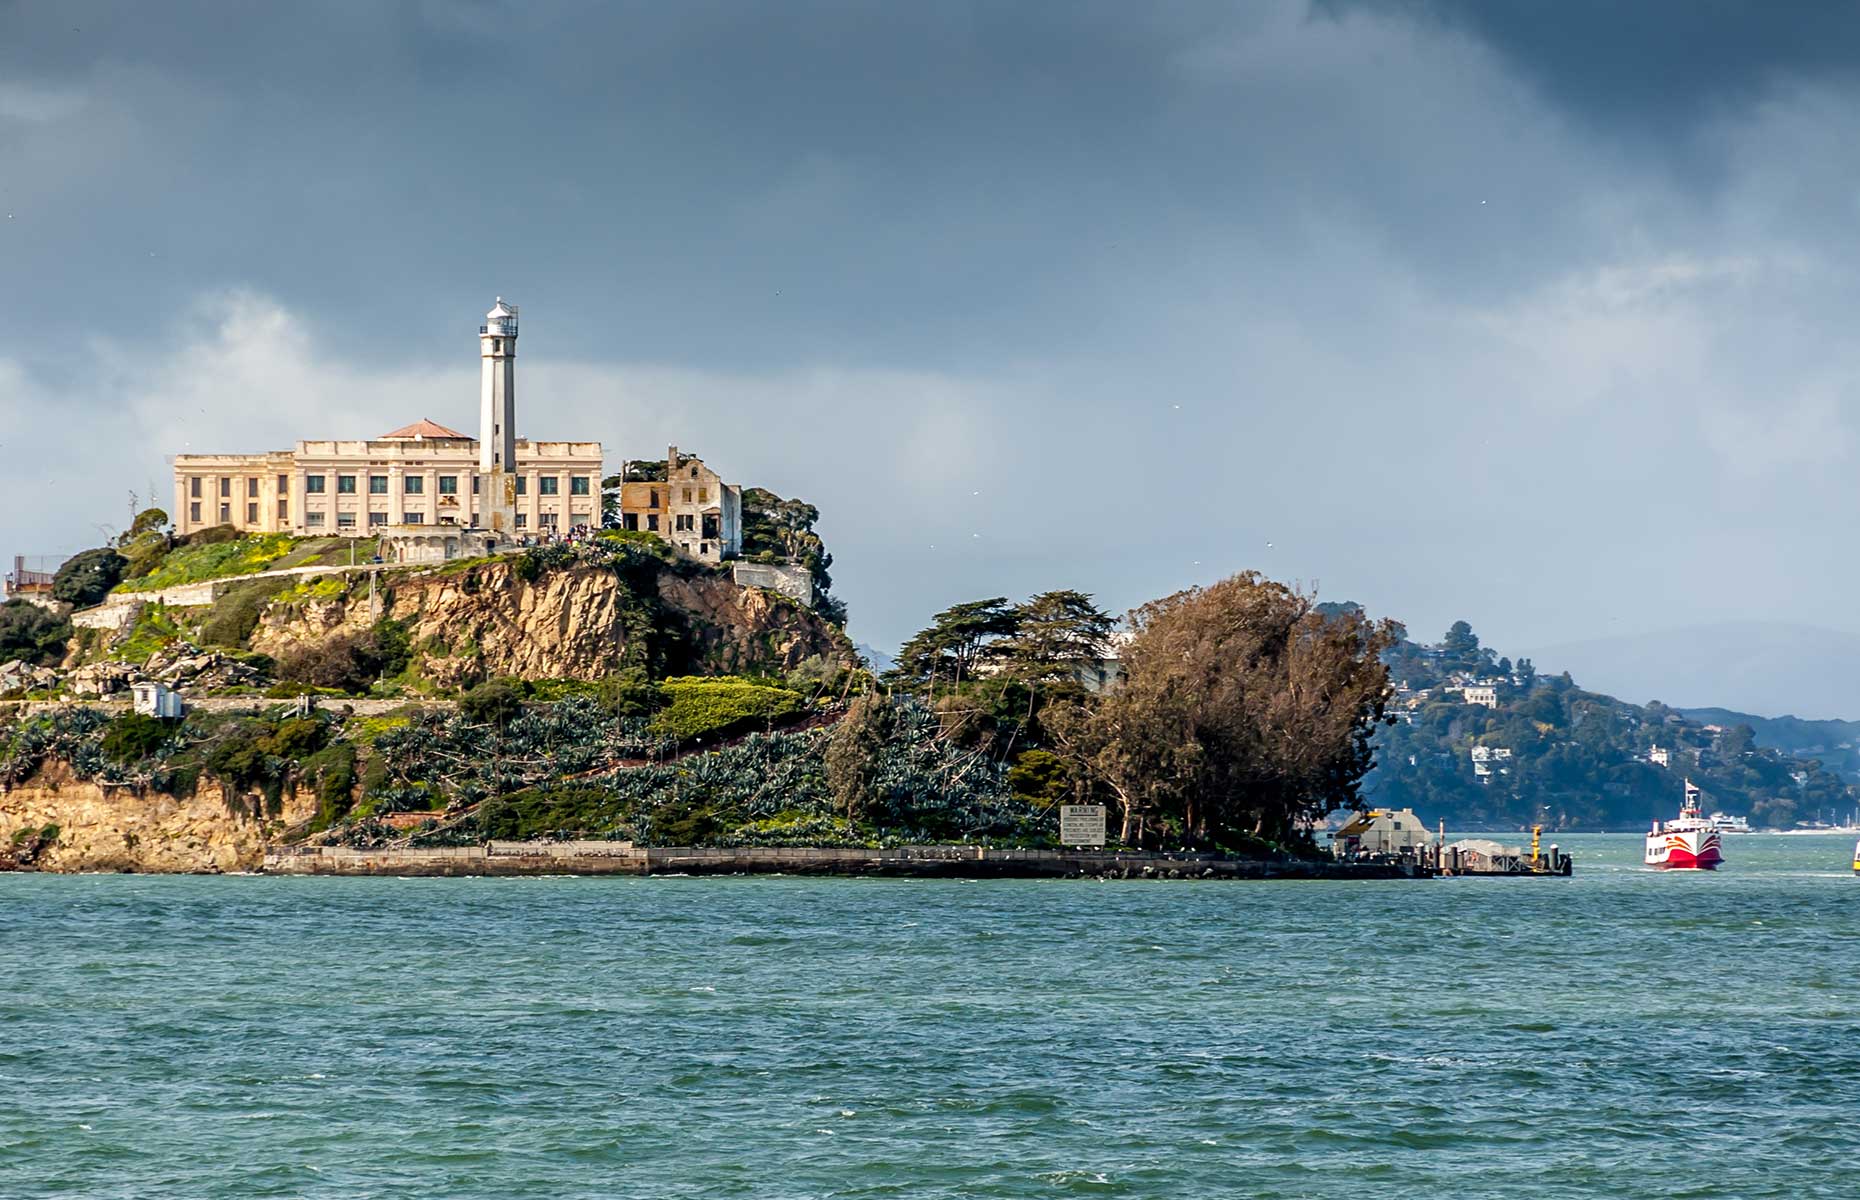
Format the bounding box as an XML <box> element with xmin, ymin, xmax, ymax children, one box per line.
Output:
<box><xmin>1330</xmin><ymin>808</ymin><xmax>1433</xmax><ymax>860</ymax></box>
<box><xmin>1470</xmin><ymin>745</ymin><xmax>1513</xmax><ymax>779</ymax></box>
<box><xmin>1462</xmin><ymin>685</ymin><xmax>1499</xmax><ymax>709</ymax></box>
<box><xmin>131</xmin><ymin>681</ymin><xmax>183</xmax><ymax>719</ymax></box>
<box><xmin>1648</xmin><ymin>745</ymin><xmax>1670</xmax><ymax>767</ymax></box>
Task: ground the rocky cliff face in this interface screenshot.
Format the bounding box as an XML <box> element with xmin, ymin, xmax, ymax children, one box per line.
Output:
<box><xmin>249</xmin><ymin>559</ymin><xmax>850</xmax><ymax>685</ymax></box>
<box><xmin>0</xmin><ymin>766</ymin><xmax>313</xmax><ymax>873</ymax></box>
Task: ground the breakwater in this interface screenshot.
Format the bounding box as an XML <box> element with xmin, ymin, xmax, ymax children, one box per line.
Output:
<box><xmin>263</xmin><ymin>842</ymin><xmax>1418</xmax><ymax>880</ymax></box>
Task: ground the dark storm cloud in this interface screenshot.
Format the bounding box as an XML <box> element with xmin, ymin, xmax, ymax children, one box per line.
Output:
<box><xmin>1339</xmin><ymin>0</ymin><xmax>1860</xmax><ymax>136</ymax></box>
<box><xmin>6</xmin><ymin>0</ymin><xmax>1860</xmax><ymax>710</ymax></box>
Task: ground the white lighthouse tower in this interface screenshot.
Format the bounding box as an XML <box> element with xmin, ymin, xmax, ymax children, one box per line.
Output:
<box><xmin>479</xmin><ymin>298</ymin><xmax>519</xmax><ymax>533</ymax></box>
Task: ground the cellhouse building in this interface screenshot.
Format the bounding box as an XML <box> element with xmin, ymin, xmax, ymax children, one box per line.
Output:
<box><xmin>169</xmin><ymin>299</ymin><xmax>604</xmax><ymax>539</ymax></box>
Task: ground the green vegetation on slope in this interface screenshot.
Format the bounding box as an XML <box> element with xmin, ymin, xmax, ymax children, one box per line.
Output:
<box><xmin>0</xmin><ymin>692</ymin><xmax>1040</xmax><ymax>849</ymax></box>
<box><xmin>0</xmin><ymin>601</ymin><xmax>72</xmax><ymax>668</ymax></box>
<box><xmin>650</xmin><ymin>676</ymin><xmax>806</xmax><ymax>741</ymax></box>
<box><xmin>118</xmin><ymin>533</ymin><xmax>299</xmax><ymax>591</ymax></box>
<box><xmin>1364</xmin><ymin>619</ymin><xmax>1855</xmax><ymax>829</ymax></box>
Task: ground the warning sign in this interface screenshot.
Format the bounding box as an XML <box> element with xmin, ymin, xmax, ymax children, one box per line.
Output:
<box><xmin>1058</xmin><ymin>805</ymin><xmax>1107</xmax><ymax>847</ymax></box>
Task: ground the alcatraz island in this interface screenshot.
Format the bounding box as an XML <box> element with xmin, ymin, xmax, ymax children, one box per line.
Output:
<box><xmin>6</xmin><ymin>298</ymin><xmax>1523</xmax><ymax>879</ymax></box>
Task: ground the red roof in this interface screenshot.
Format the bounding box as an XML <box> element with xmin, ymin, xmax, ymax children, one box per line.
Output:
<box><xmin>380</xmin><ymin>418</ymin><xmax>470</xmax><ymax>440</ymax></box>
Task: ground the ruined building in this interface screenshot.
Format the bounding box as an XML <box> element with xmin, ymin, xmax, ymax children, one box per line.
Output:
<box><xmin>618</xmin><ymin>446</ymin><xmax>743</xmax><ymax>564</ymax></box>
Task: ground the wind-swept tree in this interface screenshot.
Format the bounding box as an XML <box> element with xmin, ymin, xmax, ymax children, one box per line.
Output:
<box><xmin>1052</xmin><ymin>572</ymin><xmax>1396</xmax><ymax>848</ymax></box>
<box><xmin>997</xmin><ymin>590</ymin><xmax>1116</xmax><ymax>683</ymax></box>
<box><xmin>891</xmin><ymin>598</ymin><xmax>1021</xmax><ymax>691</ymax></box>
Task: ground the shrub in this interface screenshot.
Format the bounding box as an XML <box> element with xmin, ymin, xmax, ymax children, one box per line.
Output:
<box><xmin>476</xmin><ymin>786</ymin><xmax>615</xmax><ymax>840</ymax></box>
<box><xmin>1007</xmin><ymin>749</ymin><xmax>1070</xmax><ymax>804</ymax></box>
<box><xmin>200</xmin><ymin>715</ymin><xmax>331</xmax><ymax>812</ymax></box>
<box><xmin>119</xmin><ymin>531</ymin><xmax>173</xmax><ymax>581</ymax></box>
<box><xmin>53</xmin><ymin>548</ymin><xmax>128</xmax><ymax>607</ymax></box>
<box><xmin>268</xmin><ymin>718</ymin><xmax>327</xmax><ymax>760</ymax></box>
<box><xmin>651</xmin><ymin>798</ymin><xmax>719</xmax><ymax>845</ymax></box>
<box><xmin>113</xmin><ymin>604</ymin><xmax>187</xmax><ymax>664</ymax></box>
<box><xmin>264</xmin><ymin>681</ymin><xmax>349</xmax><ymax>699</ymax></box>
<box><xmin>276</xmin><ymin>632</ymin><xmax>380</xmax><ymax>694</ymax></box>
<box><xmin>461</xmin><ymin>678</ymin><xmax>525</xmax><ymax>727</ymax></box>
<box><xmin>825</xmin><ymin>692</ymin><xmax>890</xmax><ymax>820</ymax></box>
<box><xmin>370</xmin><ymin>617</ymin><xmax>412</xmax><ymax>679</ymax></box>
<box><xmin>304</xmin><ymin>742</ymin><xmax>358</xmax><ymax>830</ymax></box>
<box><xmin>595</xmin><ymin>529</ymin><xmax>673</xmax><ymax>558</ymax></box>
<box><xmin>181</xmin><ymin>524</ymin><xmax>239</xmax><ymax>547</ymax></box>
<box><xmin>0</xmin><ymin>600</ymin><xmax>72</xmax><ymax>668</ymax></box>
<box><xmin>650</xmin><ymin>676</ymin><xmax>806</xmax><ymax>743</ymax></box>
<box><xmin>526</xmin><ymin>672</ymin><xmax>661</xmax><ymax>718</ymax></box>
<box><xmin>101</xmin><ymin>714</ymin><xmax>175</xmax><ymax>763</ymax></box>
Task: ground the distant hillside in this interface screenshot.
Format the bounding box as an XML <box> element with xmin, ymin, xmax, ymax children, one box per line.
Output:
<box><xmin>1677</xmin><ymin>707</ymin><xmax>1860</xmax><ymax>783</ymax></box>
<box><xmin>855</xmin><ymin>643</ymin><xmax>897</xmax><ymax>674</ymax></box>
<box><xmin>1523</xmin><ymin>622</ymin><xmax>1860</xmax><ymax>720</ymax></box>
<box><xmin>1363</xmin><ymin>618</ymin><xmax>1855</xmax><ymax>831</ymax></box>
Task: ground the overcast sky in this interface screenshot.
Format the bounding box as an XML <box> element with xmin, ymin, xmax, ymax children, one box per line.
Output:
<box><xmin>6</xmin><ymin>0</ymin><xmax>1860</xmax><ymax>687</ymax></box>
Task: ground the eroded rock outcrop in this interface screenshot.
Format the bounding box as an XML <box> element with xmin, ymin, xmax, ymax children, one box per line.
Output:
<box><xmin>249</xmin><ymin>559</ymin><xmax>850</xmax><ymax>682</ymax></box>
<box><xmin>0</xmin><ymin>765</ymin><xmax>313</xmax><ymax>872</ymax></box>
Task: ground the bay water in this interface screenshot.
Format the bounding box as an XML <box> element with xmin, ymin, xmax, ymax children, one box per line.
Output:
<box><xmin>3</xmin><ymin>833</ymin><xmax>1858</xmax><ymax>1197</ymax></box>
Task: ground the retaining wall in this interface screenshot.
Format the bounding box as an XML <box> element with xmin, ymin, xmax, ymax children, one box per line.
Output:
<box><xmin>70</xmin><ymin>601</ymin><xmax>144</xmax><ymax>631</ymax></box>
<box><xmin>731</xmin><ymin>562</ymin><xmax>816</xmax><ymax>609</ymax></box>
<box><xmin>262</xmin><ymin>843</ymin><xmax>1414</xmax><ymax>880</ymax></box>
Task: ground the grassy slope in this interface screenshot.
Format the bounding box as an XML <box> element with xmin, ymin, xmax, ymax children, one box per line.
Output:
<box><xmin>116</xmin><ymin>536</ymin><xmax>372</xmax><ymax>593</ymax></box>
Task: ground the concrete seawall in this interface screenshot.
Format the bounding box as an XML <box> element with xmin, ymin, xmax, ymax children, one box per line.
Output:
<box><xmin>263</xmin><ymin>843</ymin><xmax>1417</xmax><ymax>880</ymax></box>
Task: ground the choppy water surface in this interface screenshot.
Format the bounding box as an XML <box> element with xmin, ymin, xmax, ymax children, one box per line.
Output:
<box><xmin>3</xmin><ymin>833</ymin><xmax>1858</xmax><ymax>1198</ymax></box>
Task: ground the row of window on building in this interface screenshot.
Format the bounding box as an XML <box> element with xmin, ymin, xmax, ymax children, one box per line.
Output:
<box><xmin>189</xmin><ymin>473</ymin><xmax>594</xmax><ymax>498</ymax></box>
<box><xmin>191</xmin><ymin>501</ymin><xmax>285</xmax><ymax>526</ymax></box>
<box><xmin>296</xmin><ymin>510</ymin><xmax>583</xmax><ymax>529</ymax></box>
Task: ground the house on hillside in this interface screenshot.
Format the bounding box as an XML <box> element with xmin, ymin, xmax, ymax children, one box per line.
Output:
<box><xmin>1470</xmin><ymin>745</ymin><xmax>1513</xmax><ymax>779</ymax></box>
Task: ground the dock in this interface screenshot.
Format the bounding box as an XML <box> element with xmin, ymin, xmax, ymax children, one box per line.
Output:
<box><xmin>1330</xmin><ymin>810</ymin><xmax>1573</xmax><ymax>877</ymax></box>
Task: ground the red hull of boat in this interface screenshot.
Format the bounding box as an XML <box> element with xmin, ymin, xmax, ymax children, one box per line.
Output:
<box><xmin>1655</xmin><ymin>844</ymin><xmax>1722</xmax><ymax>870</ymax></box>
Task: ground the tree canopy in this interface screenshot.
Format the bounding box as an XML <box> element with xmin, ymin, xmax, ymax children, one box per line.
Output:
<box><xmin>52</xmin><ymin>548</ymin><xmax>127</xmax><ymax>607</ymax></box>
<box><xmin>0</xmin><ymin>601</ymin><xmax>73</xmax><ymax>668</ymax></box>
<box><xmin>1051</xmin><ymin>573</ymin><xmax>1395</xmax><ymax>847</ymax></box>
<box><xmin>892</xmin><ymin>597</ymin><xmax>1021</xmax><ymax>686</ymax></box>
<box><xmin>741</xmin><ymin>487</ymin><xmax>845</xmax><ymax>626</ymax></box>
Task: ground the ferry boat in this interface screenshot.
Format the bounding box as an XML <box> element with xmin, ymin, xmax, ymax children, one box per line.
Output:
<box><xmin>1645</xmin><ymin>780</ymin><xmax>1723</xmax><ymax>870</ymax></box>
<box><xmin>1708</xmin><ymin>811</ymin><xmax>1751</xmax><ymax>834</ymax></box>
